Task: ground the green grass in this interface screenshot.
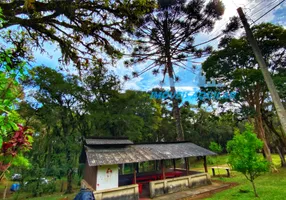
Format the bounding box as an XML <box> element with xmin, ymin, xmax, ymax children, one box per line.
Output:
<box><xmin>203</xmin><ymin>154</ymin><xmax>286</xmax><ymax>200</ymax></box>
<box><xmin>206</xmin><ymin>168</ymin><xmax>286</xmax><ymax>200</ymax></box>
<box><xmin>188</xmin><ymin>154</ymin><xmax>230</xmax><ymax>170</ymax></box>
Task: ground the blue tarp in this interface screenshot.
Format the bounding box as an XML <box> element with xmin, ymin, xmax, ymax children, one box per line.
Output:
<box><xmin>10</xmin><ymin>183</ymin><xmax>20</xmax><ymax>191</ymax></box>
<box><xmin>74</xmin><ymin>189</ymin><xmax>95</xmax><ymax>200</ymax></box>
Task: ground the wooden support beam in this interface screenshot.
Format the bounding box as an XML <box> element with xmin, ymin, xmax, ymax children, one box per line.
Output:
<box><xmin>173</xmin><ymin>159</ymin><xmax>176</xmax><ymax>171</ymax></box>
<box><xmin>136</xmin><ymin>163</ymin><xmax>139</xmax><ymax>173</ymax></box>
<box><xmin>203</xmin><ymin>156</ymin><xmax>208</xmax><ymax>173</ymax></box>
<box><xmin>185</xmin><ymin>157</ymin><xmax>189</xmax><ymax>175</ymax></box>
<box><xmin>155</xmin><ymin>160</ymin><xmax>158</xmax><ymax>171</ymax></box>
<box><xmin>161</xmin><ymin>160</ymin><xmax>165</xmax><ymax>179</ymax></box>
<box><xmin>133</xmin><ymin>169</ymin><xmax>137</xmax><ymax>184</ymax></box>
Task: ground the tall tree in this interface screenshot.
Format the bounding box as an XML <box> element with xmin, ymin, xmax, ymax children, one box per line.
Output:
<box><xmin>202</xmin><ymin>23</ymin><xmax>286</xmax><ymax>163</ymax></box>
<box><xmin>0</xmin><ymin>0</ymin><xmax>155</xmax><ymax>68</ymax></box>
<box><xmin>26</xmin><ymin>66</ymin><xmax>83</xmax><ymax>193</ymax></box>
<box><xmin>125</xmin><ymin>0</ymin><xmax>225</xmax><ymax>141</ymax></box>
<box><xmin>181</xmin><ymin>103</ymin><xmax>234</xmax><ymax>149</ymax></box>
<box><xmin>238</xmin><ymin>7</ymin><xmax>286</xmax><ymax>145</ymax></box>
<box><xmin>76</xmin><ymin>64</ymin><xmax>122</xmax><ymax>139</ymax></box>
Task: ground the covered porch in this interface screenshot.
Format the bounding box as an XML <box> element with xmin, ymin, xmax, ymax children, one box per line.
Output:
<box><xmin>82</xmin><ymin>138</ymin><xmax>215</xmax><ymax>199</ymax></box>
<box><xmin>118</xmin><ymin>157</ymin><xmax>209</xmax><ymax>198</ymax></box>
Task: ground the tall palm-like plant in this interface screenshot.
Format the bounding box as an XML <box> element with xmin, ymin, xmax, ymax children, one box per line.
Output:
<box><xmin>125</xmin><ymin>0</ymin><xmax>225</xmax><ymax>141</ymax></box>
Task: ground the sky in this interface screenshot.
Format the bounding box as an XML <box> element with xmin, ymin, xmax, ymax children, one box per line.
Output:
<box><xmin>27</xmin><ymin>0</ymin><xmax>286</xmax><ymax>103</ymax></box>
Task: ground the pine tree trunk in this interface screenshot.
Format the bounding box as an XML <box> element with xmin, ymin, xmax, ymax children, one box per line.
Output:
<box><xmin>172</xmin><ymin>95</ymin><xmax>184</xmax><ymax>141</ymax></box>
<box><xmin>167</xmin><ymin>59</ymin><xmax>184</xmax><ymax>141</ymax></box>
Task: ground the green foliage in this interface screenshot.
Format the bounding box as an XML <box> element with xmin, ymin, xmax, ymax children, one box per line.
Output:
<box><xmin>209</xmin><ymin>142</ymin><xmax>223</xmax><ymax>174</ymax></box>
<box><xmin>0</xmin><ymin>8</ymin><xmax>4</xmax><ymax>27</ymax></box>
<box><xmin>0</xmin><ymin>0</ymin><xmax>156</xmax><ymax>67</ymax></box>
<box><xmin>207</xmin><ymin>157</ymin><xmax>215</xmax><ymax>165</ymax></box>
<box><xmin>23</xmin><ymin>179</ymin><xmax>57</xmax><ymax>197</ymax></box>
<box><xmin>125</xmin><ymin>0</ymin><xmax>227</xmax><ymax>140</ymax></box>
<box><xmin>209</xmin><ymin>142</ymin><xmax>223</xmax><ymax>154</ymax></box>
<box><xmin>126</xmin><ymin>0</ymin><xmax>226</xmax><ymax>76</ymax></box>
<box><xmin>0</xmin><ymin>55</ymin><xmax>24</xmax><ymax>138</ymax></box>
<box><xmin>11</xmin><ymin>154</ymin><xmax>31</xmax><ymax>168</ymax></box>
<box><xmin>0</xmin><ymin>14</ymin><xmax>30</xmax><ymax>146</ymax></box>
<box><xmin>181</xmin><ymin>104</ymin><xmax>234</xmax><ymax>149</ymax></box>
<box><xmin>0</xmin><ymin>45</ymin><xmax>32</xmax><ymax>177</ymax></box>
<box><xmin>227</xmin><ymin>124</ymin><xmax>270</xmax><ymax>197</ymax></box>
<box><xmin>22</xmin><ymin>65</ymin><xmax>164</xmax><ymax>192</ymax></box>
<box><xmin>202</xmin><ymin>23</ymin><xmax>286</xmax><ymax>164</ymax></box>
<box><xmin>202</xmin><ymin>23</ymin><xmax>286</xmax><ymax>111</ymax></box>
<box><xmin>202</xmin><ymin>23</ymin><xmax>286</xmax><ymax>123</ymax></box>
<box><xmin>20</xmin><ymin>164</ymin><xmax>56</xmax><ymax>197</ymax></box>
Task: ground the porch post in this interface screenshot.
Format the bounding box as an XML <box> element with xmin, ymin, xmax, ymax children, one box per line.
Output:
<box><xmin>133</xmin><ymin>169</ymin><xmax>137</xmax><ymax>184</ymax></box>
<box><xmin>203</xmin><ymin>156</ymin><xmax>208</xmax><ymax>173</ymax></box>
<box><xmin>155</xmin><ymin>160</ymin><xmax>158</xmax><ymax>171</ymax></box>
<box><xmin>122</xmin><ymin>164</ymin><xmax>125</xmax><ymax>175</ymax></box>
<box><xmin>185</xmin><ymin>157</ymin><xmax>189</xmax><ymax>175</ymax></box>
<box><xmin>173</xmin><ymin>159</ymin><xmax>176</xmax><ymax>171</ymax></box>
<box><xmin>161</xmin><ymin>160</ymin><xmax>165</xmax><ymax>179</ymax></box>
<box><xmin>136</xmin><ymin>162</ymin><xmax>139</xmax><ymax>173</ymax></box>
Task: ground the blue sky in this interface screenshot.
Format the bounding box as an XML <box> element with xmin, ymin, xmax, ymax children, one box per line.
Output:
<box><xmin>26</xmin><ymin>0</ymin><xmax>286</xmax><ymax>102</ymax></box>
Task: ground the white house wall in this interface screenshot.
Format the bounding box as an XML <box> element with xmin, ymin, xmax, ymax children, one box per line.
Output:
<box><xmin>96</xmin><ymin>164</ymin><xmax>118</xmax><ymax>190</ymax></box>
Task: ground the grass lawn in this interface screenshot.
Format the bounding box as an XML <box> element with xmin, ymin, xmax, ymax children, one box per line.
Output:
<box><xmin>201</xmin><ymin>154</ymin><xmax>286</xmax><ymax>200</ymax></box>
<box><xmin>206</xmin><ymin>168</ymin><xmax>286</xmax><ymax>200</ymax></box>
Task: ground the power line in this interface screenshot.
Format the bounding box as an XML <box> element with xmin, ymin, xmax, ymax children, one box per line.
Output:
<box><xmin>129</xmin><ymin>0</ymin><xmax>286</xmax><ymax>80</ymax></box>
<box><xmin>248</xmin><ymin>0</ymin><xmax>269</xmax><ymax>12</ymax></box>
<box><xmin>193</xmin><ymin>0</ymin><xmax>285</xmax><ymax>48</ymax></box>
<box><xmin>246</xmin><ymin>0</ymin><xmax>280</xmax><ymax>22</ymax></box>
<box><xmin>193</xmin><ymin>33</ymin><xmax>224</xmax><ymax>48</ymax></box>
<box><xmin>251</xmin><ymin>0</ymin><xmax>286</xmax><ymax>25</ymax></box>
<box><xmin>249</xmin><ymin>0</ymin><xmax>280</xmax><ymax>18</ymax></box>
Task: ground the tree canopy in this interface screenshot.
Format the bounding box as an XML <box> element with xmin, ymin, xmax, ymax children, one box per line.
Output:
<box><xmin>202</xmin><ymin>23</ymin><xmax>286</xmax><ymax>162</ymax></box>
<box><xmin>0</xmin><ymin>0</ymin><xmax>156</xmax><ymax>68</ymax></box>
<box><xmin>124</xmin><ymin>0</ymin><xmax>227</xmax><ymax>141</ymax></box>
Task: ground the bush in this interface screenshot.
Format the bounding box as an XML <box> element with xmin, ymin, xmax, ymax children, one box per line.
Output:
<box><xmin>22</xmin><ymin>179</ymin><xmax>56</xmax><ymax>197</ymax></box>
<box><xmin>207</xmin><ymin>157</ymin><xmax>215</xmax><ymax>165</ymax></box>
<box><xmin>227</xmin><ymin>124</ymin><xmax>270</xmax><ymax>197</ymax></box>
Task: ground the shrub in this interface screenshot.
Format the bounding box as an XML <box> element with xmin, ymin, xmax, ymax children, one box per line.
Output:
<box><xmin>22</xmin><ymin>179</ymin><xmax>56</xmax><ymax>197</ymax></box>
<box><xmin>227</xmin><ymin>124</ymin><xmax>270</xmax><ymax>197</ymax></box>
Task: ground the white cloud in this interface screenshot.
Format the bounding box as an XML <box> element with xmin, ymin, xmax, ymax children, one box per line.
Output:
<box><xmin>162</xmin><ymin>86</ymin><xmax>197</xmax><ymax>92</ymax></box>
<box><xmin>122</xmin><ymin>76</ymin><xmax>143</xmax><ymax>90</ymax></box>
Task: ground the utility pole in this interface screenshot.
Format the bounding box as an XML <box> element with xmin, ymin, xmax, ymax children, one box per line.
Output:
<box><xmin>237</xmin><ymin>7</ymin><xmax>286</xmax><ymax>137</ymax></box>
